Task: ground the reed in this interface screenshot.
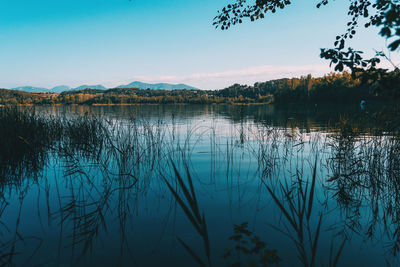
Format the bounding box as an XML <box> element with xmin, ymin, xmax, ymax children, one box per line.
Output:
<box><xmin>1</xmin><ymin>106</ymin><xmax>400</xmax><ymax>265</ymax></box>
<box><xmin>264</xmin><ymin>159</ymin><xmax>346</xmax><ymax>267</ymax></box>
<box><xmin>161</xmin><ymin>160</ymin><xmax>211</xmax><ymax>267</ymax></box>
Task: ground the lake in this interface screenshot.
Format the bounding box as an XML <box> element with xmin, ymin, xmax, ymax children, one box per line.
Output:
<box><xmin>0</xmin><ymin>104</ymin><xmax>399</xmax><ymax>266</ymax></box>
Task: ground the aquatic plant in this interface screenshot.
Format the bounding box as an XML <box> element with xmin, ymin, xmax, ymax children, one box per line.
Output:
<box><xmin>162</xmin><ymin>160</ymin><xmax>211</xmax><ymax>267</ymax></box>
<box><xmin>264</xmin><ymin>160</ymin><xmax>346</xmax><ymax>267</ymax></box>
<box><xmin>223</xmin><ymin>222</ymin><xmax>281</xmax><ymax>267</ymax></box>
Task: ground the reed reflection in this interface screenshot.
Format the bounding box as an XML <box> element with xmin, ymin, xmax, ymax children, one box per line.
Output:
<box><xmin>0</xmin><ymin>106</ymin><xmax>399</xmax><ymax>266</ymax></box>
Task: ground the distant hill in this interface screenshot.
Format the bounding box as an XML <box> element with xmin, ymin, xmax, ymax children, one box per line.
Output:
<box><xmin>116</xmin><ymin>81</ymin><xmax>198</xmax><ymax>90</ymax></box>
<box><xmin>11</xmin><ymin>84</ymin><xmax>107</xmax><ymax>93</ymax></box>
<box><xmin>11</xmin><ymin>86</ymin><xmax>50</xmax><ymax>93</ymax></box>
<box><xmin>72</xmin><ymin>84</ymin><xmax>107</xmax><ymax>91</ymax></box>
<box><xmin>60</xmin><ymin>88</ymin><xmax>104</xmax><ymax>95</ymax></box>
<box><xmin>51</xmin><ymin>85</ymin><xmax>71</xmax><ymax>93</ymax></box>
<box><xmin>10</xmin><ymin>82</ymin><xmax>198</xmax><ymax>93</ymax></box>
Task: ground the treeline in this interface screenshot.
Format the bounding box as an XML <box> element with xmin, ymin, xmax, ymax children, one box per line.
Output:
<box><xmin>0</xmin><ymin>88</ymin><xmax>266</xmax><ymax>105</ymax></box>
<box><xmin>0</xmin><ymin>89</ymin><xmax>54</xmax><ymax>105</ymax></box>
<box><xmin>216</xmin><ymin>70</ymin><xmax>399</xmax><ymax>104</ymax></box>
<box><xmin>1</xmin><ymin>70</ymin><xmax>398</xmax><ymax>105</ymax></box>
<box><xmin>59</xmin><ymin>88</ymin><xmax>225</xmax><ymax>104</ymax></box>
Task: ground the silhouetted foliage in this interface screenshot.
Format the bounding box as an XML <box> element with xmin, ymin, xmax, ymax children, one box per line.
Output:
<box><xmin>224</xmin><ymin>222</ymin><xmax>281</xmax><ymax>267</ymax></box>
<box><xmin>213</xmin><ymin>0</ymin><xmax>399</xmax><ymax>73</ymax></box>
<box><xmin>0</xmin><ymin>108</ymin><xmax>62</xmax><ymax>182</ymax></box>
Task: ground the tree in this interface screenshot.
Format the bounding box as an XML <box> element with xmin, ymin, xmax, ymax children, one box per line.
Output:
<box><xmin>213</xmin><ymin>0</ymin><xmax>399</xmax><ymax>72</ymax></box>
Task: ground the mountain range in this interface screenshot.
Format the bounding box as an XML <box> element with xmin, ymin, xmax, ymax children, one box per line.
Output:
<box><xmin>116</xmin><ymin>81</ymin><xmax>198</xmax><ymax>90</ymax></box>
<box><xmin>10</xmin><ymin>82</ymin><xmax>198</xmax><ymax>93</ymax></box>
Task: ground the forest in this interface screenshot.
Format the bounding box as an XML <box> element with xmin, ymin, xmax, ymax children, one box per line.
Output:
<box><xmin>1</xmin><ymin>70</ymin><xmax>398</xmax><ymax>105</ymax></box>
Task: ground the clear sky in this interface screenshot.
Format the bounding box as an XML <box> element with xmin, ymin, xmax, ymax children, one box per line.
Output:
<box><xmin>0</xmin><ymin>0</ymin><xmax>397</xmax><ymax>90</ymax></box>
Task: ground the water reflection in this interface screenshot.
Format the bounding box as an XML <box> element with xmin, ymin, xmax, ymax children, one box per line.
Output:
<box><xmin>0</xmin><ymin>104</ymin><xmax>399</xmax><ymax>266</ymax></box>
<box><xmin>326</xmin><ymin>119</ymin><xmax>400</xmax><ymax>259</ymax></box>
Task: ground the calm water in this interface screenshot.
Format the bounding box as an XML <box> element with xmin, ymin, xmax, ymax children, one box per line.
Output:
<box><xmin>1</xmin><ymin>104</ymin><xmax>399</xmax><ymax>266</ymax></box>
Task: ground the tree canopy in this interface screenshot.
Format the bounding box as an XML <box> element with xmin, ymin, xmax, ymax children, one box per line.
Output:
<box><xmin>213</xmin><ymin>0</ymin><xmax>400</xmax><ymax>72</ymax></box>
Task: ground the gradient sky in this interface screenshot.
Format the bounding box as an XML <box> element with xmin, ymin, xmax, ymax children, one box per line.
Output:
<box><xmin>0</xmin><ymin>0</ymin><xmax>397</xmax><ymax>89</ymax></box>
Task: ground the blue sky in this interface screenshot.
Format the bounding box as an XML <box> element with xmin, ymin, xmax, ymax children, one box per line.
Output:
<box><xmin>0</xmin><ymin>0</ymin><xmax>397</xmax><ymax>89</ymax></box>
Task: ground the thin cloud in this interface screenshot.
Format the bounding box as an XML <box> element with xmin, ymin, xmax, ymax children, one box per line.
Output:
<box><xmin>3</xmin><ymin>64</ymin><xmax>336</xmax><ymax>90</ymax></box>
<box><xmin>112</xmin><ymin>64</ymin><xmax>332</xmax><ymax>90</ymax></box>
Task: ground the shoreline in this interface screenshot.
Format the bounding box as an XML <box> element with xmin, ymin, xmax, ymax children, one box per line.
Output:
<box><xmin>0</xmin><ymin>102</ymin><xmax>271</xmax><ymax>107</ymax></box>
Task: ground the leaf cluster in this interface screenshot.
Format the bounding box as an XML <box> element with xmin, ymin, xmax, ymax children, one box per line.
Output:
<box><xmin>223</xmin><ymin>222</ymin><xmax>281</xmax><ymax>267</ymax></box>
<box><xmin>214</xmin><ymin>0</ymin><xmax>400</xmax><ymax>71</ymax></box>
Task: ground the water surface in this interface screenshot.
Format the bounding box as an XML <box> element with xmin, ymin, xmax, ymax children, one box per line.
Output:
<box><xmin>1</xmin><ymin>104</ymin><xmax>398</xmax><ymax>266</ymax></box>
